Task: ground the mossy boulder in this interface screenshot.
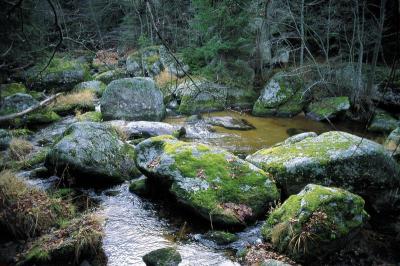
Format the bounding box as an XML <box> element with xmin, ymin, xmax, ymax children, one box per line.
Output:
<box><xmin>384</xmin><ymin>127</ymin><xmax>400</xmax><ymax>162</ymax></box>
<box><xmin>25</xmin><ymin>57</ymin><xmax>91</xmax><ymax>91</ymax></box>
<box><xmin>143</xmin><ymin>247</ymin><xmax>182</xmax><ymax>266</ymax></box>
<box><xmin>367</xmin><ymin>109</ymin><xmax>399</xmax><ymax>133</ymax></box>
<box><xmin>252</xmin><ymin>72</ymin><xmax>306</xmax><ymax>117</ymax></box>
<box><xmin>21</xmin><ymin>214</ymin><xmax>103</xmax><ymax>265</ymax></box>
<box><xmin>135</xmin><ymin>135</ymin><xmax>280</xmax><ymax>227</ymax></box>
<box><xmin>203</xmin><ymin>230</ymin><xmax>238</xmax><ymax>245</ymax></box>
<box><xmin>76</xmin><ymin>111</ymin><xmax>102</xmax><ymax>122</ymax></box>
<box><xmin>129</xmin><ymin>177</ymin><xmax>149</xmax><ymax>197</ymax></box>
<box><xmin>0</xmin><ymin>93</ymin><xmax>60</xmax><ymax>126</ymax></box>
<box><xmin>246</xmin><ymin>131</ymin><xmax>400</xmax><ymax>213</ymax></box>
<box><xmin>306</xmin><ymin>96</ymin><xmax>350</xmax><ymax>121</ymax></box>
<box><xmin>262</xmin><ymin>184</ymin><xmax>368</xmax><ymax>260</ymax></box>
<box><xmin>142</xmin><ymin>46</ymin><xmax>163</xmax><ymax>77</ymax></box>
<box><xmin>45</xmin><ymin>122</ymin><xmax>141</xmax><ymax>185</ymax></box>
<box><xmin>0</xmin><ymin>83</ymin><xmax>26</xmax><ymax>97</ymax></box>
<box><xmin>273</xmin><ymin>132</ymin><xmax>318</xmax><ymax>147</ymax></box>
<box><xmin>101</xmin><ymin>78</ymin><xmax>166</xmax><ymax>121</ymax></box>
<box><xmin>74</xmin><ymin>80</ymin><xmax>107</xmax><ymax>96</ymax></box>
<box><xmin>126</xmin><ymin>53</ymin><xmax>142</xmax><ymax>76</ymax></box>
<box><xmin>176</xmin><ymin>79</ymin><xmax>227</xmax><ymax>114</ymax></box>
<box><xmin>159</xmin><ymin>45</ymin><xmax>189</xmax><ymax>78</ymax></box>
<box><xmin>94</xmin><ymin>68</ymin><xmax>127</xmax><ymax>84</ymax></box>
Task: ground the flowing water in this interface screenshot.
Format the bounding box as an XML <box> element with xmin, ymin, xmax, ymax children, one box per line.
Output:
<box><xmin>17</xmin><ymin>112</ymin><xmax>384</xmax><ymax>265</ymax></box>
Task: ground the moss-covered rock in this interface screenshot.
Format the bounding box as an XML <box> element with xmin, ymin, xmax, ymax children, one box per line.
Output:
<box><xmin>176</xmin><ymin>79</ymin><xmax>227</xmax><ymax>114</ymax></box>
<box><xmin>0</xmin><ymin>83</ymin><xmax>26</xmax><ymax>97</ymax></box>
<box><xmin>25</xmin><ymin>56</ymin><xmax>91</xmax><ymax>91</ymax></box>
<box><xmin>94</xmin><ymin>68</ymin><xmax>127</xmax><ymax>84</ymax></box>
<box><xmin>143</xmin><ymin>247</ymin><xmax>182</xmax><ymax>266</ymax></box>
<box><xmin>273</xmin><ymin>132</ymin><xmax>318</xmax><ymax>147</ymax></box>
<box><xmin>135</xmin><ymin>136</ymin><xmax>280</xmax><ymax>227</ymax></box>
<box><xmin>246</xmin><ymin>131</ymin><xmax>400</xmax><ymax>213</ymax></box>
<box><xmin>76</xmin><ymin>111</ymin><xmax>102</xmax><ymax>122</ymax></box>
<box><xmin>262</xmin><ymin>184</ymin><xmax>368</xmax><ymax>260</ymax></box>
<box><xmin>74</xmin><ymin>80</ymin><xmax>107</xmax><ymax>97</ymax></box>
<box><xmin>306</xmin><ymin>96</ymin><xmax>350</xmax><ymax>121</ymax></box>
<box><xmin>21</xmin><ymin>214</ymin><xmax>103</xmax><ymax>265</ymax></box>
<box><xmin>129</xmin><ymin>177</ymin><xmax>149</xmax><ymax>196</ymax></box>
<box><xmin>159</xmin><ymin>45</ymin><xmax>189</xmax><ymax>78</ymax></box>
<box><xmin>367</xmin><ymin>109</ymin><xmax>399</xmax><ymax>133</ymax></box>
<box><xmin>203</xmin><ymin>230</ymin><xmax>238</xmax><ymax>245</ymax></box>
<box><xmin>45</xmin><ymin>122</ymin><xmax>141</xmax><ymax>185</ymax></box>
<box><xmin>101</xmin><ymin>78</ymin><xmax>166</xmax><ymax>121</ymax></box>
<box><xmin>0</xmin><ymin>93</ymin><xmax>60</xmax><ymax>126</ymax></box>
<box><xmin>252</xmin><ymin>72</ymin><xmax>307</xmax><ymax>117</ymax></box>
<box><xmin>384</xmin><ymin>127</ymin><xmax>400</xmax><ymax>162</ymax></box>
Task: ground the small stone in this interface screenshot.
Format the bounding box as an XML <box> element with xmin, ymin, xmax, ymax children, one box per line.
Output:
<box><xmin>142</xmin><ymin>247</ymin><xmax>182</xmax><ymax>266</ymax></box>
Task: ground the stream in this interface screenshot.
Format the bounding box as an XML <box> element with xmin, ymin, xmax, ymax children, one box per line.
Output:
<box><xmin>16</xmin><ymin>111</ymin><xmax>382</xmax><ymax>265</ymax></box>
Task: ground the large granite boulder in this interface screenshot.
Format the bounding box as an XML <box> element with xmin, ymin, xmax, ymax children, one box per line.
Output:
<box><xmin>100</xmin><ymin>78</ymin><xmax>165</xmax><ymax>121</ymax></box>
<box><xmin>306</xmin><ymin>96</ymin><xmax>350</xmax><ymax>121</ymax></box>
<box><xmin>367</xmin><ymin>109</ymin><xmax>399</xmax><ymax>133</ymax></box>
<box><xmin>252</xmin><ymin>72</ymin><xmax>307</xmax><ymax>117</ymax></box>
<box><xmin>135</xmin><ymin>135</ymin><xmax>280</xmax><ymax>226</ymax></box>
<box><xmin>262</xmin><ymin>184</ymin><xmax>368</xmax><ymax>260</ymax></box>
<box><xmin>246</xmin><ymin>131</ymin><xmax>400</xmax><ymax>213</ymax></box>
<box><xmin>45</xmin><ymin>122</ymin><xmax>140</xmax><ymax>185</ymax></box>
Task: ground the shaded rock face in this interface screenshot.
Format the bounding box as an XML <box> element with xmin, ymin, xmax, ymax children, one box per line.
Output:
<box><xmin>0</xmin><ymin>93</ymin><xmax>38</xmax><ymax>113</ymax></box>
<box><xmin>142</xmin><ymin>247</ymin><xmax>182</xmax><ymax>266</ymax></box>
<box><xmin>385</xmin><ymin>127</ymin><xmax>400</xmax><ymax>161</ymax></box>
<box><xmin>126</xmin><ymin>46</ymin><xmax>163</xmax><ymax>77</ymax></box>
<box><xmin>373</xmin><ymin>85</ymin><xmax>400</xmax><ymax>112</ymax></box>
<box><xmin>246</xmin><ymin>131</ymin><xmax>400</xmax><ymax>213</ymax></box>
<box><xmin>306</xmin><ymin>96</ymin><xmax>350</xmax><ymax>121</ymax></box>
<box><xmin>0</xmin><ymin>129</ymin><xmax>12</xmax><ymax>150</ymax></box>
<box><xmin>32</xmin><ymin>116</ymin><xmax>77</xmax><ymax>146</ymax></box>
<box><xmin>106</xmin><ymin>120</ymin><xmax>185</xmax><ymax>139</ymax></box>
<box><xmin>74</xmin><ymin>80</ymin><xmax>107</xmax><ymax>97</ymax></box>
<box><xmin>159</xmin><ymin>45</ymin><xmax>189</xmax><ymax>78</ymax></box>
<box><xmin>45</xmin><ymin>122</ymin><xmax>140</xmax><ymax>185</ymax></box>
<box><xmin>25</xmin><ymin>57</ymin><xmax>90</xmax><ymax>91</ymax></box>
<box><xmin>262</xmin><ymin>184</ymin><xmax>368</xmax><ymax>261</ymax></box>
<box><xmin>205</xmin><ymin>116</ymin><xmax>255</xmax><ymax>130</ymax></box>
<box><xmin>367</xmin><ymin>109</ymin><xmax>399</xmax><ymax>133</ymax></box>
<box><xmin>135</xmin><ymin>135</ymin><xmax>280</xmax><ymax>227</ymax></box>
<box><xmin>252</xmin><ymin>72</ymin><xmax>307</xmax><ymax>117</ymax></box>
<box><xmin>100</xmin><ymin>78</ymin><xmax>165</xmax><ymax>122</ymax></box>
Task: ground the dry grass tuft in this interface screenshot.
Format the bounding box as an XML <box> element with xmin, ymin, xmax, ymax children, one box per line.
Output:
<box><xmin>0</xmin><ymin>170</ymin><xmax>74</xmax><ymax>239</ymax></box>
<box><xmin>155</xmin><ymin>69</ymin><xmax>184</xmax><ymax>89</ymax></box>
<box><xmin>8</xmin><ymin>137</ymin><xmax>33</xmax><ymax>161</ymax></box>
<box><xmin>111</xmin><ymin>125</ymin><xmax>129</xmax><ymax>141</ymax></box>
<box><xmin>93</xmin><ymin>50</ymin><xmax>119</xmax><ymax>66</ymax></box>
<box><xmin>54</xmin><ymin>90</ymin><xmax>95</xmax><ymax>108</ymax></box>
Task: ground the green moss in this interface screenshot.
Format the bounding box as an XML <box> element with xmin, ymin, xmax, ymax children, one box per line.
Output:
<box><xmin>307</xmin><ymin>97</ymin><xmax>350</xmax><ymax>120</ymax></box>
<box><xmin>261</xmin><ymin>184</ymin><xmax>368</xmax><ymax>258</ymax></box>
<box><xmin>76</xmin><ymin>111</ymin><xmax>102</xmax><ymax>122</ymax></box>
<box><xmin>145</xmin><ymin>54</ymin><xmax>160</xmax><ymax>65</ymax></box>
<box><xmin>129</xmin><ymin>178</ymin><xmax>148</xmax><ymax>196</ymax></box>
<box><xmin>26</xmin><ymin>109</ymin><xmax>61</xmax><ymax>124</ymax></box>
<box><xmin>25</xmin><ymin>246</ymin><xmax>50</xmax><ymax>262</ymax></box>
<box><xmin>0</xmin><ymin>83</ymin><xmax>26</xmax><ymax>97</ymax></box>
<box><xmin>204</xmin><ymin>230</ymin><xmax>238</xmax><ymax>245</ymax></box>
<box><xmin>94</xmin><ymin>69</ymin><xmax>126</xmax><ymax>84</ymax></box>
<box><xmin>178</xmin><ymin>95</ymin><xmax>225</xmax><ymax>114</ymax></box>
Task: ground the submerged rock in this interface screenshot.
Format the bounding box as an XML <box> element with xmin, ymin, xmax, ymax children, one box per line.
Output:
<box><xmin>306</xmin><ymin>96</ymin><xmax>350</xmax><ymax>121</ymax></box>
<box><xmin>74</xmin><ymin>80</ymin><xmax>107</xmax><ymax>96</ymax></box>
<box><xmin>252</xmin><ymin>72</ymin><xmax>307</xmax><ymax>117</ymax></box>
<box><xmin>106</xmin><ymin>120</ymin><xmax>185</xmax><ymax>139</ymax></box>
<box><xmin>135</xmin><ymin>135</ymin><xmax>279</xmax><ymax>226</ymax></box>
<box><xmin>203</xmin><ymin>231</ymin><xmax>238</xmax><ymax>245</ymax></box>
<box><xmin>384</xmin><ymin>127</ymin><xmax>400</xmax><ymax>161</ymax></box>
<box><xmin>262</xmin><ymin>184</ymin><xmax>368</xmax><ymax>260</ymax></box>
<box><xmin>246</xmin><ymin>131</ymin><xmax>400</xmax><ymax>213</ymax></box>
<box><xmin>101</xmin><ymin>78</ymin><xmax>165</xmax><ymax>121</ymax></box>
<box><xmin>143</xmin><ymin>247</ymin><xmax>182</xmax><ymax>266</ymax></box>
<box><xmin>206</xmin><ymin>116</ymin><xmax>255</xmax><ymax>130</ymax></box>
<box><xmin>45</xmin><ymin>122</ymin><xmax>140</xmax><ymax>185</ymax></box>
<box><xmin>367</xmin><ymin>109</ymin><xmax>399</xmax><ymax>133</ymax></box>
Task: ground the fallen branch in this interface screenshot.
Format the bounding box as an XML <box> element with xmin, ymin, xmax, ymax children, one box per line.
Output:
<box><xmin>0</xmin><ymin>93</ymin><xmax>62</xmax><ymax>123</ymax></box>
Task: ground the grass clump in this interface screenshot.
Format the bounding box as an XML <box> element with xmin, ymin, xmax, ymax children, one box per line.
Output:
<box><xmin>21</xmin><ymin>213</ymin><xmax>103</xmax><ymax>264</ymax></box>
<box><xmin>8</xmin><ymin>137</ymin><xmax>33</xmax><ymax>161</ymax></box>
<box><xmin>76</xmin><ymin>111</ymin><xmax>102</xmax><ymax>122</ymax></box>
<box><xmin>50</xmin><ymin>90</ymin><xmax>95</xmax><ymax>115</ymax></box>
<box><xmin>0</xmin><ymin>170</ymin><xmax>75</xmax><ymax>239</ymax></box>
